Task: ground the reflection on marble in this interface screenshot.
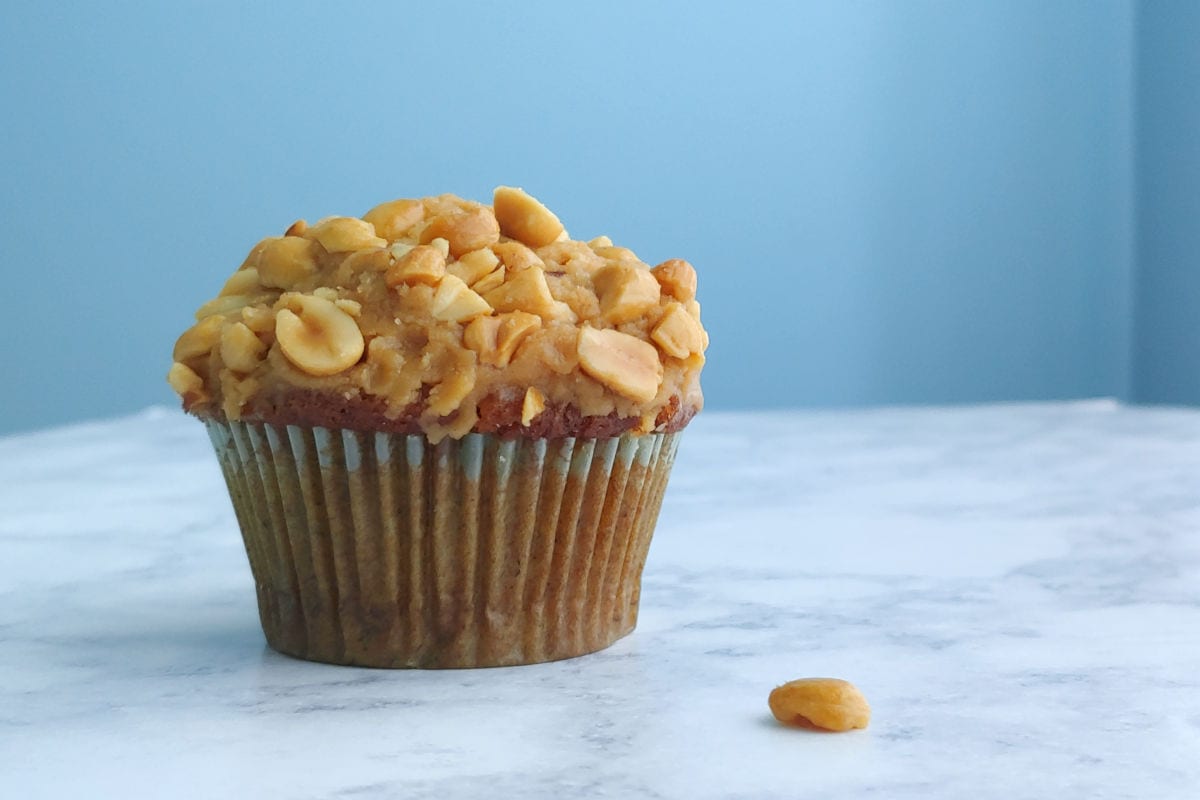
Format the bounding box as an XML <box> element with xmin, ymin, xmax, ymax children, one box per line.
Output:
<box><xmin>1</xmin><ymin>401</ymin><xmax>1199</xmax><ymax>798</ymax></box>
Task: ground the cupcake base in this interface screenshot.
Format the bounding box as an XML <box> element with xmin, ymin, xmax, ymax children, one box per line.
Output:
<box><xmin>205</xmin><ymin>421</ymin><xmax>679</xmax><ymax>668</ymax></box>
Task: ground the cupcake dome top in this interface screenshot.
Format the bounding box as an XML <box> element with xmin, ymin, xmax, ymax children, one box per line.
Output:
<box><xmin>168</xmin><ymin>187</ymin><xmax>707</xmax><ymax>441</ymax></box>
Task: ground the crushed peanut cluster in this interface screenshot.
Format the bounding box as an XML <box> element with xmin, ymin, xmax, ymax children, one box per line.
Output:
<box><xmin>169</xmin><ymin>187</ymin><xmax>707</xmax><ymax>440</ymax></box>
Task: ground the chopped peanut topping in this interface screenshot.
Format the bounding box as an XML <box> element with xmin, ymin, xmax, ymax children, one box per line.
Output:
<box><xmin>593</xmin><ymin>263</ymin><xmax>661</xmax><ymax>324</ymax></box>
<box><xmin>651</xmin><ymin>259</ymin><xmax>698</xmax><ymax>302</ymax></box>
<box><xmin>386</xmin><ymin>245</ymin><xmax>446</xmax><ymax>287</ymax></box>
<box><xmin>521</xmin><ymin>387</ymin><xmax>546</xmax><ymax>426</ymax></box>
<box><xmin>651</xmin><ymin>302</ymin><xmax>706</xmax><ymax>359</ymax></box>
<box><xmin>220</xmin><ymin>321</ymin><xmax>267</xmax><ymax>374</ymax></box>
<box><xmin>430</xmin><ymin>275</ymin><xmax>492</xmax><ymax>323</ymax></box>
<box><xmin>493</xmin><ymin>186</ymin><xmax>564</xmax><ymax>247</ymax></box>
<box><xmin>275</xmin><ymin>293</ymin><xmax>365</xmax><ymax>376</ymax></box>
<box><xmin>305</xmin><ymin>217</ymin><xmax>387</xmax><ymax>253</ymax></box>
<box><xmin>362</xmin><ymin>199</ymin><xmax>425</xmax><ymax>241</ymax></box>
<box><xmin>420</xmin><ymin>206</ymin><xmax>501</xmax><ymax>257</ymax></box>
<box><xmin>174</xmin><ymin>316</ymin><xmax>224</xmax><ymax>362</ymax></box>
<box><xmin>167</xmin><ymin>362</ymin><xmax>205</xmax><ymax>398</ymax></box>
<box><xmin>220</xmin><ymin>268</ymin><xmax>261</xmax><ymax>297</ymax></box>
<box><xmin>257</xmin><ymin>237</ymin><xmax>319</xmax><ymax>289</ymax></box>
<box><xmin>577</xmin><ymin>326</ymin><xmax>663</xmax><ymax>402</ymax></box>
<box><xmin>450</xmin><ymin>247</ymin><xmax>502</xmax><ymax>286</ymax></box>
<box><xmin>168</xmin><ymin>188</ymin><xmax>705</xmax><ymax>435</ymax></box>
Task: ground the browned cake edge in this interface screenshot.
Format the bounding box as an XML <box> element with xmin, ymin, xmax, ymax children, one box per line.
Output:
<box><xmin>187</xmin><ymin>388</ymin><xmax>696</xmax><ymax>439</ymax></box>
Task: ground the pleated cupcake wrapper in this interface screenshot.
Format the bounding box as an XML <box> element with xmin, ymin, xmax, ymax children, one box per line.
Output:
<box><xmin>205</xmin><ymin>420</ymin><xmax>680</xmax><ymax>668</ymax></box>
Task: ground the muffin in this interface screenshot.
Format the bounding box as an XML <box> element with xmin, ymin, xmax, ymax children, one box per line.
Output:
<box><xmin>168</xmin><ymin>187</ymin><xmax>707</xmax><ymax>668</ymax></box>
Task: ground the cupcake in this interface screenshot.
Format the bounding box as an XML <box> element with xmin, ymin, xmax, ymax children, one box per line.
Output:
<box><xmin>168</xmin><ymin>187</ymin><xmax>707</xmax><ymax>668</ymax></box>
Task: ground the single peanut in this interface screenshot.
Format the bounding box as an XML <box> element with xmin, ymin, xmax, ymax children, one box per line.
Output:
<box><xmin>592</xmin><ymin>263</ymin><xmax>661</xmax><ymax>324</ymax></box>
<box><xmin>768</xmin><ymin>679</ymin><xmax>870</xmax><ymax>732</ymax></box>
<box><xmin>577</xmin><ymin>326</ymin><xmax>663</xmax><ymax>402</ymax></box>
<box><xmin>521</xmin><ymin>387</ymin><xmax>546</xmax><ymax>426</ymax></box>
<box><xmin>463</xmin><ymin>311</ymin><xmax>542</xmax><ymax>367</ymax></box>
<box><xmin>429</xmin><ymin>274</ymin><xmax>492</xmax><ymax>323</ymax></box>
<box><xmin>195</xmin><ymin>293</ymin><xmax>263</xmax><ymax>321</ymax></box>
<box><xmin>305</xmin><ymin>216</ymin><xmax>387</xmax><ymax>253</ymax></box>
<box><xmin>471</xmin><ymin>266</ymin><xmax>506</xmax><ymax>295</ymax></box>
<box><xmin>492</xmin><ymin>240</ymin><xmax>544</xmax><ymax>273</ymax></box>
<box><xmin>220</xmin><ymin>268</ymin><xmax>261</xmax><ymax>297</ymax></box>
<box><xmin>173</xmin><ymin>315</ymin><xmax>224</xmax><ymax>361</ymax></box>
<box><xmin>386</xmin><ymin>245</ymin><xmax>446</xmax><ymax>287</ymax></box>
<box><xmin>651</xmin><ymin>302</ymin><xmax>707</xmax><ymax>358</ymax></box>
<box><xmin>483</xmin><ymin>265</ymin><xmax>559</xmax><ymax>318</ymax></box>
<box><xmin>220</xmin><ymin>321</ymin><xmax>266</xmax><ymax>373</ymax></box>
<box><xmin>275</xmin><ymin>294</ymin><xmax>365</xmax><ymax>376</ymax></box>
<box><xmin>493</xmin><ymin>186</ymin><xmax>564</xmax><ymax>247</ymax></box>
<box><xmin>166</xmin><ymin>361</ymin><xmax>205</xmax><ymax>398</ymax></box>
<box><xmin>362</xmin><ymin>198</ymin><xmax>425</xmax><ymax>240</ymax></box>
<box><xmin>592</xmin><ymin>245</ymin><xmax>640</xmax><ymax>263</ymax></box>
<box><xmin>651</xmin><ymin>258</ymin><xmax>698</xmax><ymax>302</ymax></box>
<box><xmin>257</xmin><ymin>236</ymin><xmax>319</xmax><ymax>289</ymax></box>
<box><xmin>450</xmin><ymin>247</ymin><xmax>502</xmax><ymax>286</ymax></box>
<box><xmin>420</xmin><ymin>206</ymin><xmax>501</xmax><ymax>257</ymax></box>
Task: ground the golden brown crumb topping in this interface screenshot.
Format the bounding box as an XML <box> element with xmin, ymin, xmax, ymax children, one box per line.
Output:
<box><xmin>168</xmin><ymin>187</ymin><xmax>707</xmax><ymax>441</ymax></box>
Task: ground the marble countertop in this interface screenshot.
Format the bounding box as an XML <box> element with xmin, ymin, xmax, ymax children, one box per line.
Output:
<box><xmin>2</xmin><ymin>401</ymin><xmax>1199</xmax><ymax>799</ymax></box>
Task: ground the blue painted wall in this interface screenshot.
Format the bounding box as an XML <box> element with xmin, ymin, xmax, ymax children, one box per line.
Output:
<box><xmin>0</xmin><ymin>2</ymin><xmax>1140</xmax><ymax>434</ymax></box>
<box><xmin>1134</xmin><ymin>1</ymin><xmax>1200</xmax><ymax>404</ymax></box>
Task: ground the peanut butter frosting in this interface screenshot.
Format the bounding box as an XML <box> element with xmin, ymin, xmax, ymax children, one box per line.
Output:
<box><xmin>168</xmin><ymin>187</ymin><xmax>707</xmax><ymax>441</ymax></box>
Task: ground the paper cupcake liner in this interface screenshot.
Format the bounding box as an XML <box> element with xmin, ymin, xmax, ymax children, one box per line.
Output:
<box><xmin>204</xmin><ymin>420</ymin><xmax>680</xmax><ymax>668</ymax></box>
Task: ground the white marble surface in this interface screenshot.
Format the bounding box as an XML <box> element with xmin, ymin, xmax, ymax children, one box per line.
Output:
<box><xmin>2</xmin><ymin>401</ymin><xmax>1199</xmax><ymax>799</ymax></box>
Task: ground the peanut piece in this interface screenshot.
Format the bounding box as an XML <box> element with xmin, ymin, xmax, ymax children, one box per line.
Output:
<box><xmin>275</xmin><ymin>294</ymin><xmax>365</xmax><ymax>376</ymax></box>
<box><xmin>429</xmin><ymin>274</ymin><xmax>492</xmax><ymax>322</ymax></box>
<box><xmin>587</xmin><ymin>235</ymin><xmax>613</xmax><ymax>249</ymax></box>
<box><xmin>241</xmin><ymin>305</ymin><xmax>276</xmax><ymax>334</ymax></box>
<box><xmin>429</xmin><ymin>237</ymin><xmax>451</xmax><ymax>258</ymax></box>
<box><xmin>420</xmin><ymin>206</ymin><xmax>501</xmax><ymax>257</ymax></box>
<box><xmin>389</xmin><ymin>241</ymin><xmax>416</xmax><ymax>259</ymax></box>
<box><xmin>220</xmin><ymin>321</ymin><xmax>266</xmax><ymax>373</ymax></box>
<box><xmin>463</xmin><ymin>311</ymin><xmax>541</xmax><ymax>367</ymax></box>
<box><xmin>492</xmin><ymin>241</ymin><xmax>544</xmax><ymax>272</ymax></box>
<box><xmin>195</xmin><ymin>294</ymin><xmax>263</xmax><ymax>321</ymax></box>
<box><xmin>493</xmin><ymin>186</ymin><xmax>564</xmax><ymax>247</ymax></box>
<box><xmin>592</xmin><ymin>245</ymin><xmax>640</xmax><ymax>263</ymax></box>
<box><xmin>305</xmin><ymin>216</ymin><xmax>387</xmax><ymax>253</ymax></box>
<box><xmin>768</xmin><ymin>679</ymin><xmax>870</xmax><ymax>732</ymax></box>
<box><xmin>592</xmin><ymin>263</ymin><xmax>661</xmax><ymax>324</ymax></box>
<box><xmin>483</xmin><ymin>266</ymin><xmax>559</xmax><ymax>318</ymax></box>
<box><xmin>651</xmin><ymin>302</ymin><xmax>706</xmax><ymax>358</ymax></box>
<box><xmin>521</xmin><ymin>387</ymin><xmax>546</xmax><ymax>426</ymax></box>
<box><xmin>173</xmin><ymin>315</ymin><xmax>224</xmax><ymax>361</ymax></box>
<box><xmin>220</xmin><ymin>268</ymin><xmax>261</xmax><ymax>297</ymax></box>
<box><xmin>426</xmin><ymin>350</ymin><xmax>477</xmax><ymax>417</ymax></box>
<box><xmin>577</xmin><ymin>326</ymin><xmax>663</xmax><ymax>402</ymax></box>
<box><xmin>284</xmin><ymin>219</ymin><xmax>308</xmax><ymax>237</ymax></box>
<box><xmin>470</xmin><ymin>266</ymin><xmax>505</xmax><ymax>295</ymax></box>
<box><xmin>449</xmin><ymin>247</ymin><xmax>502</xmax><ymax>286</ymax></box>
<box><xmin>386</xmin><ymin>245</ymin><xmax>446</xmax><ymax>287</ymax></box>
<box><xmin>166</xmin><ymin>361</ymin><xmax>205</xmax><ymax>398</ymax></box>
<box><xmin>652</xmin><ymin>258</ymin><xmax>698</xmax><ymax>301</ymax></box>
<box><xmin>258</xmin><ymin>236</ymin><xmax>319</xmax><ymax>289</ymax></box>
<box><xmin>363</xmin><ymin>198</ymin><xmax>425</xmax><ymax>240</ymax></box>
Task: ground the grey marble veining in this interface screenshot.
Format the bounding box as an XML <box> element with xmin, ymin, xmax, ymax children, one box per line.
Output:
<box><xmin>1</xmin><ymin>401</ymin><xmax>1198</xmax><ymax>799</ymax></box>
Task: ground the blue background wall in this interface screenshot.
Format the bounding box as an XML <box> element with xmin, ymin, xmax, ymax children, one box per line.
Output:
<box><xmin>0</xmin><ymin>0</ymin><xmax>1182</xmax><ymax>436</ymax></box>
<box><xmin>1134</xmin><ymin>0</ymin><xmax>1200</xmax><ymax>404</ymax></box>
